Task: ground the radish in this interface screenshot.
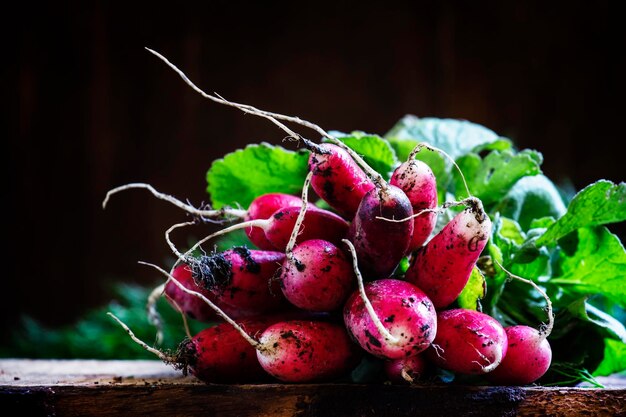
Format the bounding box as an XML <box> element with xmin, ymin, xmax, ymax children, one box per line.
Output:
<box><xmin>308</xmin><ymin>143</ymin><xmax>375</xmax><ymax>218</ymax></box>
<box><xmin>190</xmin><ymin>247</ymin><xmax>287</xmax><ymax>314</ymax></box>
<box><xmin>390</xmin><ymin>157</ymin><xmax>438</xmax><ymax>251</ymax></box>
<box><xmin>109</xmin><ymin>313</ymin><xmax>276</xmax><ymax>383</ymax></box>
<box><xmin>181</xmin><ymin>205</ymin><xmax>348</xmax><ymax>253</ymax></box>
<box><xmin>278</xmin><ymin>174</ymin><xmax>355</xmax><ymax>312</ymax></box>
<box><xmin>384</xmin><ymin>354</ymin><xmax>427</xmax><ymax>384</ymax></box>
<box><xmin>487</xmin><ymin>260</ymin><xmax>554</xmax><ymax>385</ymax></box>
<box><xmin>487</xmin><ymin>325</ymin><xmax>552</xmax><ymax>385</ymax></box>
<box><xmin>279</xmin><ymin>239</ymin><xmax>355</xmax><ymax>311</ymax></box>
<box><xmin>146</xmin><ymin>49</ymin><xmax>416</xmax><ymax>279</ymax></box>
<box><xmin>347</xmin><ymin>185</ymin><xmax>414</xmax><ymax>279</ymax></box>
<box><xmin>162</xmin><ymin>263</ymin><xmax>252</xmax><ymax>321</ymax></box>
<box><xmin>427</xmin><ymin>309</ymin><xmax>508</xmax><ymax>374</ymax></box>
<box><xmin>256</xmin><ymin>320</ymin><xmax>361</xmax><ymax>382</ymax></box>
<box><xmin>405</xmin><ymin>197</ymin><xmax>491</xmax><ymax>309</ymax></box>
<box><xmin>141</xmin><ymin>262</ymin><xmax>360</xmax><ymax>383</ymax></box>
<box><xmin>342</xmin><ymin>240</ymin><xmax>437</xmax><ymax>360</ymax></box>
<box><xmin>244</xmin><ymin>193</ymin><xmax>302</xmax><ymax>249</ymax></box>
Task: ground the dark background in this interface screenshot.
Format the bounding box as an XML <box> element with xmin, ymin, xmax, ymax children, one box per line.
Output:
<box><xmin>5</xmin><ymin>1</ymin><xmax>625</xmax><ymax>342</ymax></box>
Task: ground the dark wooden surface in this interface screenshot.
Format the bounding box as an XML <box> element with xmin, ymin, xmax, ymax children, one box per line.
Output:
<box><xmin>1</xmin><ymin>360</ymin><xmax>625</xmax><ymax>417</ymax></box>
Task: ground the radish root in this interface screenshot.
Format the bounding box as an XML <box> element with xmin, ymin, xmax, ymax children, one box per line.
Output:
<box><xmin>342</xmin><ymin>239</ymin><xmax>400</xmax><ymax>345</ymax></box>
<box><xmin>146</xmin><ymin>282</ymin><xmax>166</xmax><ymax>345</ymax></box>
<box><xmin>285</xmin><ymin>171</ymin><xmax>313</xmax><ymax>266</ymax></box>
<box><xmin>103</xmin><ymin>182</ymin><xmax>246</xmax><ymax>220</ymax></box>
<box><xmin>145</xmin><ymin>47</ymin><xmax>386</xmax><ymax>188</ymax></box>
<box><xmin>107</xmin><ymin>312</ymin><xmax>173</xmax><ymax>362</ymax></box>
<box><xmin>138</xmin><ymin>260</ymin><xmax>266</xmax><ymax>352</ymax></box>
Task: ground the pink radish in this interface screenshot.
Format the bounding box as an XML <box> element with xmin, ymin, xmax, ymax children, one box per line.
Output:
<box><xmin>190</xmin><ymin>247</ymin><xmax>287</xmax><ymax>314</ymax></box>
<box><xmin>256</xmin><ymin>320</ymin><xmax>361</xmax><ymax>382</ymax></box>
<box><xmin>142</xmin><ymin>262</ymin><xmax>360</xmax><ymax>383</ymax></box>
<box><xmin>487</xmin><ymin>325</ymin><xmax>552</xmax><ymax>385</ymax></box>
<box><xmin>278</xmin><ymin>171</ymin><xmax>354</xmax><ymax>312</ymax></box>
<box><xmin>279</xmin><ymin>239</ymin><xmax>354</xmax><ymax>311</ymax></box>
<box><xmin>308</xmin><ymin>143</ymin><xmax>376</xmax><ymax>218</ymax></box>
<box><xmin>405</xmin><ymin>197</ymin><xmax>491</xmax><ymax>309</ymax></box>
<box><xmin>109</xmin><ymin>313</ymin><xmax>283</xmax><ymax>383</ymax></box>
<box><xmin>390</xmin><ymin>158</ymin><xmax>438</xmax><ymax>251</ymax></box>
<box><xmin>342</xmin><ymin>240</ymin><xmax>437</xmax><ymax>360</ymax></box>
<box><xmin>385</xmin><ymin>354</ymin><xmax>427</xmax><ymax>384</ymax></box>
<box><xmin>163</xmin><ymin>263</ymin><xmax>253</xmax><ymax>321</ymax></box>
<box><xmin>427</xmin><ymin>309</ymin><xmax>508</xmax><ymax>374</ymax></box>
<box><xmin>487</xmin><ymin>261</ymin><xmax>554</xmax><ymax>385</ymax></box>
<box><xmin>244</xmin><ymin>193</ymin><xmax>302</xmax><ymax>249</ymax></box>
<box><xmin>347</xmin><ymin>185</ymin><xmax>414</xmax><ymax>279</ymax></box>
<box><xmin>173</xmin><ymin>319</ymin><xmax>273</xmax><ymax>383</ymax></box>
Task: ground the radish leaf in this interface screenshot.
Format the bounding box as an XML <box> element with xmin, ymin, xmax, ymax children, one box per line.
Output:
<box><xmin>537</xmin><ymin>180</ymin><xmax>626</xmax><ymax>246</ymax></box>
<box><xmin>206</xmin><ymin>143</ymin><xmax>309</xmax><ymax>209</ymax></box>
<box><xmin>551</xmin><ymin>227</ymin><xmax>626</xmax><ymax>307</ymax></box>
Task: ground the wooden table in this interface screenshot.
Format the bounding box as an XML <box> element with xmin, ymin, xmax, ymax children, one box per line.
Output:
<box><xmin>1</xmin><ymin>359</ymin><xmax>624</xmax><ymax>416</ymax></box>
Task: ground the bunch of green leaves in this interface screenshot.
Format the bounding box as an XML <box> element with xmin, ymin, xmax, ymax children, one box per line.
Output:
<box><xmin>203</xmin><ymin>116</ymin><xmax>626</xmax><ymax>385</ymax></box>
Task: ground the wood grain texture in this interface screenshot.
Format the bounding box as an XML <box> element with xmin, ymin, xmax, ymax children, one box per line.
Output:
<box><xmin>1</xmin><ymin>360</ymin><xmax>625</xmax><ymax>417</ymax></box>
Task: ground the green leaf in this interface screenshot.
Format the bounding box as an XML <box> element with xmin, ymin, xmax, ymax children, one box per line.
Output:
<box><xmin>458</xmin><ymin>267</ymin><xmax>486</xmax><ymax>311</ymax></box>
<box><xmin>551</xmin><ymin>227</ymin><xmax>626</xmax><ymax>307</ymax></box>
<box><xmin>385</xmin><ymin>115</ymin><xmax>499</xmax><ymax>159</ymax></box>
<box><xmin>454</xmin><ymin>149</ymin><xmax>543</xmax><ymax>204</ymax></box>
<box><xmin>471</xmin><ymin>138</ymin><xmax>513</xmax><ymax>153</ymax></box>
<box><xmin>593</xmin><ymin>339</ymin><xmax>626</xmax><ymax>376</ymax></box>
<box><xmin>566</xmin><ymin>298</ymin><xmax>626</xmax><ymax>343</ymax></box>
<box><xmin>498</xmin><ymin>175</ymin><xmax>567</xmax><ymax>230</ymax></box>
<box><xmin>386</xmin><ymin>137</ymin><xmax>418</xmax><ymax>162</ymax></box>
<box><xmin>537</xmin><ymin>181</ymin><xmax>626</xmax><ymax>246</ymax></box>
<box><xmin>330</xmin><ymin>131</ymin><xmax>399</xmax><ymax>177</ymax></box>
<box><xmin>206</xmin><ymin>143</ymin><xmax>309</xmax><ymax>209</ymax></box>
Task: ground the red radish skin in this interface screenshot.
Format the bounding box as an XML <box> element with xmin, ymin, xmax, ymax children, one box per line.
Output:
<box><xmin>280</xmin><ymin>239</ymin><xmax>354</xmax><ymax>312</ymax></box>
<box><xmin>193</xmin><ymin>247</ymin><xmax>287</xmax><ymax>314</ymax></box>
<box><xmin>263</xmin><ymin>206</ymin><xmax>349</xmax><ymax>251</ymax></box>
<box><xmin>487</xmin><ymin>325</ymin><xmax>552</xmax><ymax>385</ymax></box>
<box><xmin>343</xmin><ymin>279</ymin><xmax>437</xmax><ymax>360</ymax></box>
<box><xmin>405</xmin><ymin>199</ymin><xmax>491</xmax><ymax>308</ymax></box>
<box><xmin>256</xmin><ymin>320</ymin><xmax>360</xmax><ymax>383</ymax></box>
<box><xmin>348</xmin><ymin>185</ymin><xmax>414</xmax><ymax>279</ymax></box>
<box><xmin>177</xmin><ymin>320</ymin><xmax>272</xmax><ymax>383</ymax></box>
<box><xmin>154</xmin><ymin>263</ymin><xmax>361</xmax><ymax>383</ymax></box>
<box><xmin>427</xmin><ymin>309</ymin><xmax>508</xmax><ymax>375</ymax></box>
<box><xmin>164</xmin><ymin>264</ymin><xmax>253</xmax><ymax>321</ymax></box>
<box><xmin>390</xmin><ymin>159</ymin><xmax>438</xmax><ymax>251</ymax></box>
<box><xmin>245</xmin><ymin>193</ymin><xmax>302</xmax><ymax>250</ymax></box>
<box><xmin>309</xmin><ymin>143</ymin><xmax>376</xmax><ymax>218</ymax></box>
<box><xmin>385</xmin><ymin>354</ymin><xmax>427</xmax><ymax>384</ymax></box>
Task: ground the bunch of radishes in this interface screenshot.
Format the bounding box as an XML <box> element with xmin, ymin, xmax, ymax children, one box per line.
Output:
<box><xmin>103</xmin><ymin>49</ymin><xmax>553</xmax><ymax>386</ymax></box>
